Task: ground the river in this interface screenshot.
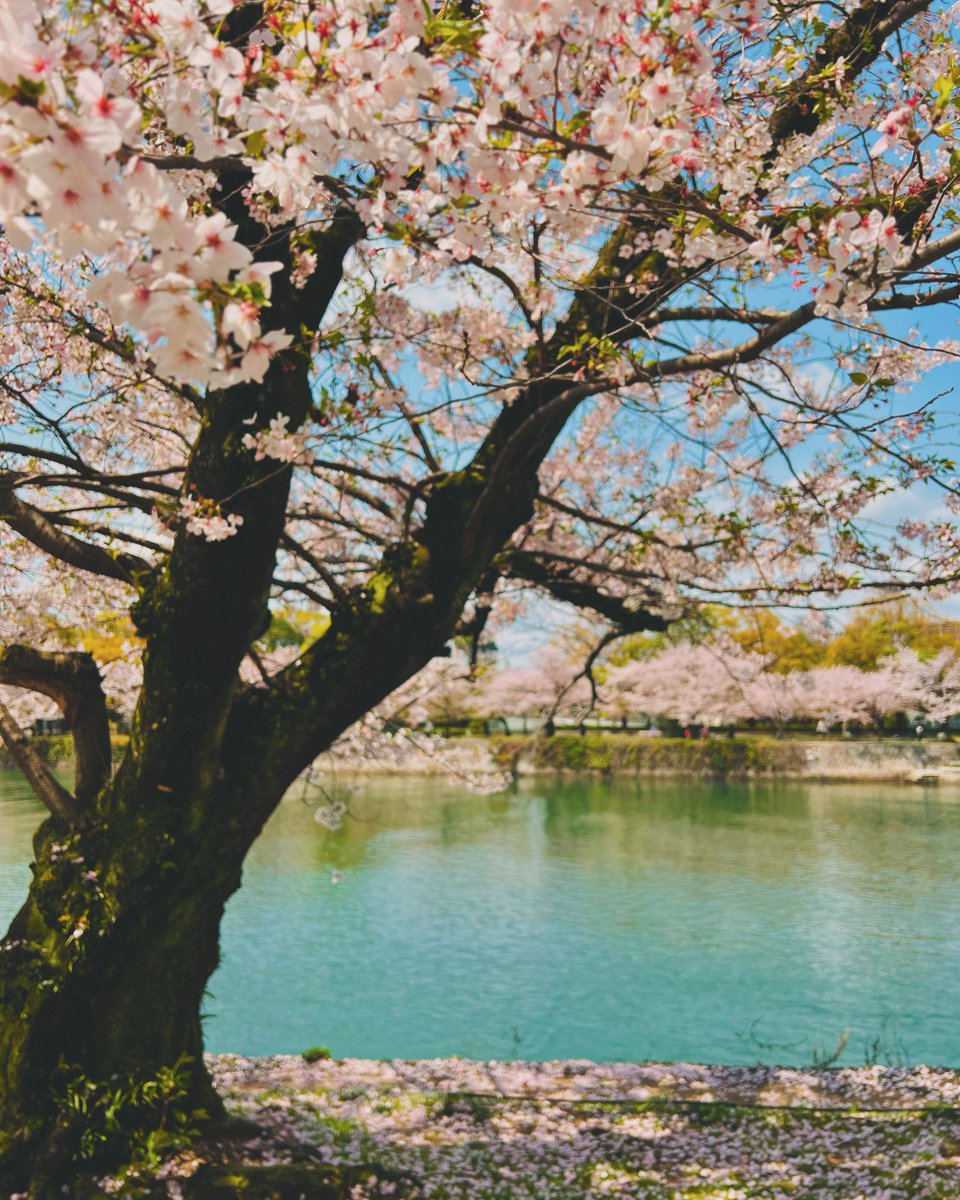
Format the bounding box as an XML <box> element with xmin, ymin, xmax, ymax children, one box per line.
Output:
<box><xmin>1</xmin><ymin>771</ymin><xmax>958</xmax><ymax>1067</ymax></box>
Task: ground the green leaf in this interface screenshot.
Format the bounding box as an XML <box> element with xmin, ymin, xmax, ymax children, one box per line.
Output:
<box><xmin>244</xmin><ymin>128</ymin><xmax>267</xmax><ymax>157</ymax></box>
<box><xmin>15</xmin><ymin>74</ymin><xmax>46</xmax><ymax>100</ymax></box>
<box><xmin>425</xmin><ymin>10</ymin><xmax>481</xmax><ymax>53</ymax></box>
<box><xmin>931</xmin><ymin>69</ymin><xmax>958</xmax><ymax>116</ymax></box>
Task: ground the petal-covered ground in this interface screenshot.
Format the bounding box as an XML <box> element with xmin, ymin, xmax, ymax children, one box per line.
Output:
<box><xmin>150</xmin><ymin>1056</ymin><xmax>960</xmax><ymax>1198</ymax></box>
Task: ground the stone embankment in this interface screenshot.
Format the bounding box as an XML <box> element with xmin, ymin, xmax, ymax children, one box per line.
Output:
<box><xmin>321</xmin><ymin>734</ymin><xmax>960</xmax><ymax>784</ymax></box>
<box><xmin>800</xmin><ymin>737</ymin><xmax>958</xmax><ymax>781</ymax></box>
<box><xmin>9</xmin><ymin>733</ymin><xmax>958</xmax><ymax>784</ymax></box>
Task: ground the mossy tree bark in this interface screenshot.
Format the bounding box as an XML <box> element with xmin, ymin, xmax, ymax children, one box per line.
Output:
<box><xmin>0</xmin><ymin>447</ymin><xmax>537</xmax><ymax>1196</ymax></box>
<box><xmin>0</xmin><ymin>193</ymin><xmax>370</xmax><ymax>1193</ymax></box>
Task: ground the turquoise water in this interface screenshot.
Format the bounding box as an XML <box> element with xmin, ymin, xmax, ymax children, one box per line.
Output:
<box><xmin>2</xmin><ymin>773</ymin><xmax>960</xmax><ymax>1066</ymax></box>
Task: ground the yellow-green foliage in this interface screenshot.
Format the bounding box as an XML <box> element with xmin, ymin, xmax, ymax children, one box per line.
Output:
<box><xmin>494</xmin><ymin>735</ymin><xmax>807</xmax><ymax>776</ymax></box>
<box><xmin>607</xmin><ymin>600</ymin><xmax>960</xmax><ymax>676</ymax></box>
<box><xmin>823</xmin><ymin>601</ymin><xmax>960</xmax><ymax>670</ymax></box>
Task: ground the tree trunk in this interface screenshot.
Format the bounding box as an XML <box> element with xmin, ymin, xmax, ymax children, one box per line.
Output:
<box><xmin>0</xmin><ymin>227</ymin><xmax>572</xmax><ymax>1197</ymax></box>
<box><xmin>0</xmin><ymin>761</ymin><xmax>280</xmax><ymax>1198</ymax></box>
<box><xmin>0</xmin><ymin>447</ymin><xmax>574</xmax><ymax>1195</ymax></box>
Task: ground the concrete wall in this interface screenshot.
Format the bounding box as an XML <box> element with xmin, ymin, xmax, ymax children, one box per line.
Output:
<box><xmin>798</xmin><ymin>737</ymin><xmax>958</xmax><ymax>781</ymax></box>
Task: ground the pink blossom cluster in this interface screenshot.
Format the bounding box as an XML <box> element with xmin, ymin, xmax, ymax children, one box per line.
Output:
<box><xmin>601</xmin><ymin>644</ymin><xmax>960</xmax><ymax>729</ymax></box>
<box><xmin>242</xmin><ymin>414</ymin><xmax>311</xmax><ymax>464</ymax></box>
<box><xmin>1</xmin><ymin>0</ymin><xmax>956</xmax><ymax>388</ymax></box>
<box><xmin>178</xmin><ymin>495</ymin><xmax>244</xmax><ymax>540</ymax></box>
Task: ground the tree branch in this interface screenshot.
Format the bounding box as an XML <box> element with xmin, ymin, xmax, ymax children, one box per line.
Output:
<box><xmin>767</xmin><ymin>0</ymin><xmax>934</xmax><ymax>152</ymax></box>
<box><xmin>279</xmin><ymin>532</ymin><xmax>350</xmax><ymax>606</ymax></box>
<box><xmin>649</xmin><ymin>284</ymin><xmax>960</xmax><ymax>327</ymax></box>
<box><xmin>568</xmin><ymin>628</ymin><xmax>623</xmax><ymax>712</ymax></box>
<box><xmin>0</xmin><ymin>646</ymin><xmax>112</xmax><ymax>806</ymax></box>
<box><xmin>0</xmin><ymin>477</ymin><xmax>149</xmax><ymax>584</ymax></box>
<box><xmin>506</xmin><ymin>550</ymin><xmax>668</xmax><ymax>633</ymax></box>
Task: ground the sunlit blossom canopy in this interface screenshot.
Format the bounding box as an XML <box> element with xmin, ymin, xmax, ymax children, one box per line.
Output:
<box><xmin>1</xmin><ymin>0</ymin><xmax>960</xmax><ymax>716</ymax></box>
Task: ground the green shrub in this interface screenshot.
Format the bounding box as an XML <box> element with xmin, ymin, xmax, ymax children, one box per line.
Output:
<box><xmin>493</xmin><ymin>734</ymin><xmax>806</xmax><ymax>777</ymax></box>
<box><xmin>302</xmin><ymin>1045</ymin><xmax>333</xmax><ymax>1063</ymax></box>
<box><xmin>0</xmin><ymin>732</ymin><xmax>74</xmax><ymax>768</ymax></box>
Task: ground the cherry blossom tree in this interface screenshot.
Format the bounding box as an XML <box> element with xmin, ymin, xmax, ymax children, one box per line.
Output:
<box><xmin>741</xmin><ymin>664</ymin><xmax>812</xmax><ymax>727</ymax></box>
<box><xmin>3</xmin><ymin>0</ymin><xmax>960</xmax><ymax>1188</ymax></box>
<box><xmin>477</xmin><ymin>649</ymin><xmax>593</xmax><ymax>722</ymax></box>
<box><xmin>887</xmin><ymin>646</ymin><xmax>960</xmax><ymax>723</ymax></box>
<box><xmin>600</xmin><ymin>643</ymin><xmax>960</xmax><ymax>729</ymax></box>
<box><xmin>856</xmin><ymin>647</ymin><xmax>926</xmax><ymax>725</ymax></box>
<box><xmin>805</xmin><ymin>664</ymin><xmax>880</xmax><ymax>727</ymax></box>
<box><xmin>601</xmin><ymin>641</ymin><xmax>758</xmax><ymax>725</ymax></box>
<box><xmin>790</xmin><ymin>651</ymin><xmax>946</xmax><ymax>730</ymax></box>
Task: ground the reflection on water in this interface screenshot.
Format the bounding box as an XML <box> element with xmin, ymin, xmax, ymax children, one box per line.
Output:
<box><xmin>0</xmin><ymin>771</ymin><xmax>47</xmax><ymax>924</ymax></box>
<box><xmin>2</xmin><ymin>772</ymin><xmax>959</xmax><ymax>1065</ymax></box>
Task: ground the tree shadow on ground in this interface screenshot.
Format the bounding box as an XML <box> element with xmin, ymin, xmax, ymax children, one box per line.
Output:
<box><xmin>160</xmin><ymin>1088</ymin><xmax>960</xmax><ymax>1200</ymax></box>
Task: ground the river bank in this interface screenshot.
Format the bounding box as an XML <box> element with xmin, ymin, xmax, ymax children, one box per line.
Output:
<box><xmin>319</xmin><ymin>734</ymin><xmax>960</xmax><ymax>784</ymax></box>
<box><xmin>6</xmin><ymin>733</ymin><xmax>959</xmax><ymax>785</ymax></box>
<box><xmin>101</xmin><ymin>1055</ymin><xmax>960</xmax><ymax>1198</ymax></box>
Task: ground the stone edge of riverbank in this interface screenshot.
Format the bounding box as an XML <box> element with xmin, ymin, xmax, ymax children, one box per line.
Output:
<box><xmin>317</xmin><ymin>736</ymin><xmax>960</xmax><ymax>784</ymax></box>
<box><xmin>5</xmin><ymin>735</ymin><xmax>959</xmax><ymax>784</ymax></box>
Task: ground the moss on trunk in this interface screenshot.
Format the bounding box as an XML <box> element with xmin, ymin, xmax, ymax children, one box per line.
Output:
<box><xmin>0</xmin><ymin>761</ymin><xmax>279</xmax><ymax>1197</ymax></box>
